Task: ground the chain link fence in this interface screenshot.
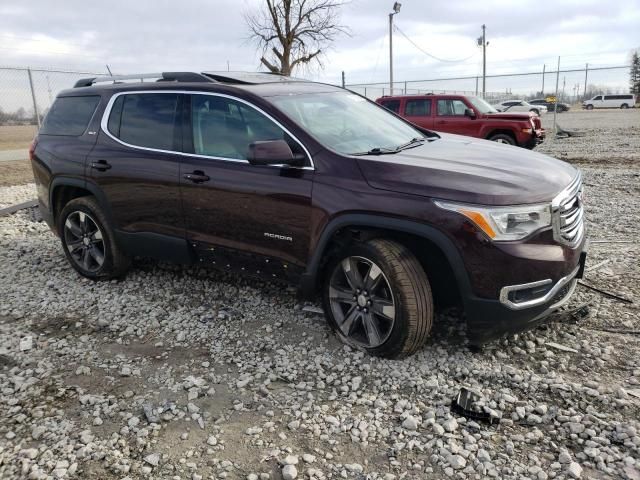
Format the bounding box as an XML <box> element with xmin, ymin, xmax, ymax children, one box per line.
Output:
<box><xmin>345</xmin><ymin>65</ymin><xmax>631</xmax><ymax>104</ymax></box>
<box><xmin>0</xmin><ymin>66</ymin><xmax>107</xmax><ymax>127</ymax></box>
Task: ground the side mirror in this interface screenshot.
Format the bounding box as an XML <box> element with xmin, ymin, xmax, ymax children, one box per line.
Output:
<box><xmin>247</xmin><ymin>140</ymin><xmax>302</xmax><ymax>166</ymax></box>
<box><xmin>464</xmin><ymin>108</ymin><xmax>476</xmax><ymax>118</ymax></box>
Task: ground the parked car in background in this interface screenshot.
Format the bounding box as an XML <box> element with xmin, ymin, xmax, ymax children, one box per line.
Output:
<box><xmin>492</xmin><ymin>99</ymin><xmax>547</xmax><ymax>115</ymax></box>
<box><xmin>582</xmin><ymin>94</ymin><xmax>636</xmax><ymax>109</ymax></box>
<box><xmin>530</xmin><ymin>98</ymin><xmax>570</xmax><ymax>112</ymax></box>
<box><xmin>376</xmin><ymin>94</ymin><xmax>545</xmax><ymax>148</ymax></box>
<box><xmin>31</xmin><ymin>71</ymin><xmax>584</xmax><ymax>358</ymax></box>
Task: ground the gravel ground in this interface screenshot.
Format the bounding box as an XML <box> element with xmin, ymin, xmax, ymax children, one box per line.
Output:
<box><xmin>1</xmin><ymin>110</ymin><xmax>639</xmax><ymax>480</ymax></box>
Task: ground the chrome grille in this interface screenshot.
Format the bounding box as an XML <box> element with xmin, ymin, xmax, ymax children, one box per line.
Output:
<box><xmin>551</xmin><ymin>172</ymin><xmax>585</xmax><ymax>247</ymax></box>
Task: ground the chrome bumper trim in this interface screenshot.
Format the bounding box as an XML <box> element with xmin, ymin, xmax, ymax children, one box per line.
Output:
<box><xmin>499</xmin><ymin>264</ymin><xmax>581</xmax><ymax>310</ymax></box>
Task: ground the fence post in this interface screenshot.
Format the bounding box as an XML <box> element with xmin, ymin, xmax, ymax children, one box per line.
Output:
<box><xmin>341</xmin><ymin>71</ymin><xmax>345</xmax><ymax>88</ymax></box>
<box><xmin>27</xmin><ymin>68</ymin><xmax>41</xmax><ymax>127</ymax></box>
<box><xmin>364</xmin><ymin>87</ymin><xmax>367</xmax><ymax>97</ymax></box>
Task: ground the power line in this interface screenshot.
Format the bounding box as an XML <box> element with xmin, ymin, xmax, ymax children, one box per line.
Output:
<box><xmin>393</xmin><ymin>24</ymin><xmax>477</xmax><ymax>63</ymax></box>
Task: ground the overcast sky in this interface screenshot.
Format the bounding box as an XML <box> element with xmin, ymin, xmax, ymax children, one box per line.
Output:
<box><xmin>1</xmin><ymin>0</ymin><xmax>638</xmax><ymax>99</ymax></box>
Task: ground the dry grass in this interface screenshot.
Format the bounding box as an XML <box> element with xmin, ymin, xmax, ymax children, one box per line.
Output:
<box><xmin>0</xmin><ymin>125</ymin><xmax>37</xmax><ymax>151</ymax></box>
<box><xmin>0</xmin><ymin>159</ymin><xmax>33</xmax><ymax>186</ymax></box>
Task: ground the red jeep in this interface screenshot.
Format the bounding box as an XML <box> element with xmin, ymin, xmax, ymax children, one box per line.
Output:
<box><xmin>376</xmin><ymin>94</ymin><xmax>545</xmax><ymax>149</ymax></box>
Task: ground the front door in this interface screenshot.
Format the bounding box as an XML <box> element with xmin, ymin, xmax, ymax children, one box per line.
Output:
<box><xmin>433</xmin><ymin>98</ymin><xmax>479</xmax><ymax>137</ymax></box>
<box><xmin>179</xmin><ymin>93</ymin><xmax>314</xmax><ymax>279</ymax></box>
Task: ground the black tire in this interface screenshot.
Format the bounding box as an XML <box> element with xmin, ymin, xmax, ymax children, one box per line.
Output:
<box><xmin>488</xmin><ymin>133</ymin><xmax>516</xmax><ymax>145</ymax></box>
<box><xmin>621</xmin><ymin>103</ymin><xmax>629</xmax><ymax>109</ymax></box>
<box><xmin>530</xmin><ymin>108</ymin><xmax>540</xmax><ymax>116</ymax></box>
<box><xmin>586</xmin><ymin>104</ymin><xmax>594</xmax><ymax>110</ymax></box>
<box><xmin>57</xmin><ymin>196</ymin><xmax>130</xmax><ymax>280</ymax></box>
<box><xmin>322</xmin><ymin>239</ymin><xmax>433</xmax><ymax>358</ymax></box>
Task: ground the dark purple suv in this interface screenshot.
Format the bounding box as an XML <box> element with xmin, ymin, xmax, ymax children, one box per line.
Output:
<box><xmin>30</xmin><ymin>72</ymin><xmax>587</xmax><ymax>358</ymax></box>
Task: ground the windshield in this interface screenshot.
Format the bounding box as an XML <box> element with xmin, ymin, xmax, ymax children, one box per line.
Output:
<box><xmin>467</xmin><ymin>96</ymin><xmax>498</xmax><ymax>114</ymax></box>
<box><xmin>268</xmin><ymin>91</ymin><xmax>426</xmax><ymax>155</ymax></box>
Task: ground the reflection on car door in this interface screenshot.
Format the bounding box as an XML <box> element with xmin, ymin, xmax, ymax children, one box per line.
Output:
<box><xmin>179</xmin><ymin>93</ymin><xmax>314</xmax><ymax>280</ymax></box>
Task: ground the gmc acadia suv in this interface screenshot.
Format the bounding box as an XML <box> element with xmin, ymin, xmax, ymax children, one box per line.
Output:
<box><xmin>30</xmin><ymin>72</ymin><xmax>587</xmax><ymax>358</ymax></box>
<box><xmin>377</xmin><ymin>94</ymin><xmax>545</xmax><ymax>149</ymax></box>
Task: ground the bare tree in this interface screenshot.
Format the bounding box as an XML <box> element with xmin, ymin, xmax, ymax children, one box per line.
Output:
<box><xmin>246</xmin><ymin>0</ymin><xmax>348</xmax><ymax>76</ymax></box>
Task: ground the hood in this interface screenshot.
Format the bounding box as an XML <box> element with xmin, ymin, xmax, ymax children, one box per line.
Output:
<box><xmin>484</xmin><ymin>111</ymin><xmax>534</xmax><ymax>121</ymax></box>
<box><xmin>356</xmin><ymin>133</ymin><xmax>577</xmax><ymax>206</ymax></box>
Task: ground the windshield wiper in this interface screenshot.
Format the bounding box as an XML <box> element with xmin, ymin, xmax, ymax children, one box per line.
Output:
<box><xmin>351</xmin><ymin>137</ymin><xmax>427</xmax><ymax>156</ymax></box>
<box><xmin>394</xmin><ymin>137</ymin><xmax>426</xmax><ymax>151</ymax></box>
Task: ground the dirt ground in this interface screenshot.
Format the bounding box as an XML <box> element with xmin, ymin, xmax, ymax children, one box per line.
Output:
<box><xmin>0</xmin><ymin>124</ymin><xmax>37</xmax><ymax>150</ymax></box>
<box><xmin>0</xmin><ymin>159</ymin><xmax>32</xmax><ymax>187</ymax></box>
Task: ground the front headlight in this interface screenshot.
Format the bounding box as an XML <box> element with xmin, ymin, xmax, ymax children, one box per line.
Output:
<box><xmin>435</xmin><ymin>201</ymin><xmax>552</xmax><ymax>241</ymax></box>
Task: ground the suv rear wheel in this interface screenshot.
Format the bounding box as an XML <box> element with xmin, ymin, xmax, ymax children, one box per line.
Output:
<box><xmin>621</xmin><ymin>103</ymin><xmax>629</xmax><ymax>109</ymax></box>
<box><xmin>58</xmin><ymin>196</ymin><xmax>130</xmax><ymax>280</ymax></box>
<box><xmin>322</xmin><ymin>239</ymin><xmax>433</xmax><ymax>358</ymax></box>
<box><xmin>488</xmin><ymin>133</ymin><xmax>516</xmax><ymax>145</ymax></box>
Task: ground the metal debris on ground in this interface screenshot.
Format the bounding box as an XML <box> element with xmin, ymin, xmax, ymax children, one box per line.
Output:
<box><xmin>578</xmin><ymin>281</ymin><xmax>633</xmax><ymax>304</ymax></box>
<box><xmin>0</xmin><ymin>199</ymin><xmax>38</xmax><ymax>217</ymax></box>
<box><xmin>302</xmin><ymin>305</ymin><xmax>324</xmax><ymax>315</ymax></box>
<box><xmin>450</xmin><ymin>387</ymin><xmax>499</xmax><ymax>425</ymax></box>
<box><xmin>545</xmin><ymin>342</ymin><xmax>579</xmax><ymax>353</ymax></box>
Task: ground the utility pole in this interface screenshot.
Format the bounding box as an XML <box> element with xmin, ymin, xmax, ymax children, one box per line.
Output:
<box><xmin>552</xmin><ymin>56</ymin><xmax>560</xmax><ymax>136</ymax></box>
<box><xmin>583</xmin><ymin>63</ymin><xmax>589</xmax><ymax>100</ymax></box>
<box><xmin>482</xmin><ymin>25</ymin><xmax>486</xmax><ymax>96</ymax></box>
<box><xmin>477</xmin><ymin>25</ymin><xmax>487</xmax><ymax>97</ymax></box>
<box><xmin>541</xmin><ymin>64</ymin><xmax>546</xmax><ymax>95</ymax></box>
<box><xmin>389</xmin><ymin>2</ymin><xmax>401</xmax><ymax>95</ymax></box>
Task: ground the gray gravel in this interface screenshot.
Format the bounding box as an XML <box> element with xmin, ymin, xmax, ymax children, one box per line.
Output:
<box><xmin>1</xmin><ymin>109</ymin><xmax>639</xmax><ymax>479</ymax></box>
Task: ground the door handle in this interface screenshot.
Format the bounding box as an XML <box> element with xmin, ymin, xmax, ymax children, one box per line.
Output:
<box><xmin>90</xmin><ymin>160</ymin><xmax>111</xmax><ymax>171</ymax></box>
<box><xmin>183</xmin><ymin>170</ymin><xmax>210</xmax><ymax>183</ymax></box>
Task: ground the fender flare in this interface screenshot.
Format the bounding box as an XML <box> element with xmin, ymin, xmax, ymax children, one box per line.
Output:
<box><xmin>300</xmin><ymin>213</ymin><xmax>472</xmax><ymax>300</ymax></box>
<box><xmin>49</xmin><ymin>177</ymin><xmax>114</xmax><ymax>225</ymax></box>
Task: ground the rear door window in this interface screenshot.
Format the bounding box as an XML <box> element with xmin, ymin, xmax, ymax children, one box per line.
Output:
<box><xmin>404</xmin><ymin>99</ymin><xmax>431</xmax><ymax>117</ymax></box>
<box><xmin>108</xmin><ymin>93</ymin><xmax>179</xmax><ymax>151</ymax></box>
<box><xmin>380</xmin><ymin>100</ymin><xmax>400</xmax><ymax>113</ymax></box>
<box><xmin>40</xmin><ymin>96</ymin><xmax>100</xmax><ymax>136</ymax></box>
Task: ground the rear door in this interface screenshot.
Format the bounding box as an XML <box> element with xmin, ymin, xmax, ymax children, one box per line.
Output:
<box><xmin>433</xmin><ymin>98</ymin><xmax>478</xmax><ymax>137</ymax></box>
<box><xmin>179</xmin><ymin>92</ymin><xmax>314</xmax><ymax>278</ymax></box>
<box><xmin>403</xmin><ymin>98</ymin><xmax>433</xmax><ymax>129</ymax></box>
<box><xmin>87</xmin><ymin>91</ymin><xmax>187</xmax><ymax>257</ymax></box>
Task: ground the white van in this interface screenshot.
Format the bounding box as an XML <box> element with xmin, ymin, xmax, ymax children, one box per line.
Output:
<box><xmin>583</xmin><ymin>94</ymin><xmax>636</xmax><ymax>109</ymax></box>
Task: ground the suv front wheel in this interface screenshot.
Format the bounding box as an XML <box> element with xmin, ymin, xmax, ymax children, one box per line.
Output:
<box><xmin>58</xmin><ymin>196</ymin><xmax>130</xmax><ymax>280</ymax></box>
<box><xmin>322</xmin><ymin>239</ymin><xmax>433</xmax><ymax>358</ymax></box>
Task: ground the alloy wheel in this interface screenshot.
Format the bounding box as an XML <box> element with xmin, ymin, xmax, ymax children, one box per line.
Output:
<box><xmin>63</xmin><ymin>211</ymin><xmax>105</xmax><ymax>273</ymax></box>
<box><xmin>328</xmin><ymin>256</ymin><xmax>396</xmax><ymax>348</ymax></box>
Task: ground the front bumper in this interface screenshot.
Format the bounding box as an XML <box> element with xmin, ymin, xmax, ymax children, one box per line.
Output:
<box><xmin>521</xmin><ymin>128</ymin><xmax>545</xmax><ymax>149</ymax></box>
<box><xmin>464</xmin><ymin>247</ymin><xmax>586</xmax><ymax>345</ymax></box>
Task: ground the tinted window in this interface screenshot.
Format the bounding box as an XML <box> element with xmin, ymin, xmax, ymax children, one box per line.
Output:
<box><xmin>593</xmin><ymin>96</ymin><xmax>602</xmax><ymax>100</ymax></box>
<box><xmin>380</xmin><ymin>100</ymin><xmax>400</xmax><ymax>113</ymax></box>
<box><xmin>405</xmin><ymin>99</ymin><xmax>431</xmax><ymax>116</ymax></box>
<box><xmin>437</xmin><ymin>99</ymin><xmax>468</xmax><ymax>116</ymax></box>
<box><xmin>110</xmin><ymin>93</ymin><xmax>179</xmax><ymax>150</ymax></box>
<box><xmin>40</xmin><ymin>96</ymin><xmax>100</xmax><ymax>136</ymax></box>
<box><xmin>191</xmin><ymin>94</ymin><xmax>302</xmax><ymax>160</ymax></box>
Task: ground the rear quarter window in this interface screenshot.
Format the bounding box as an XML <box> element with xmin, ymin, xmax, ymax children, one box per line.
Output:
<box><xmin>40</xmin><ymin>96</ymin><xmax>100</xmax><ymax>136</ymax></box>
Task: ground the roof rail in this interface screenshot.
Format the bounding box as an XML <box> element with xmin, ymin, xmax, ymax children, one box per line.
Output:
<box><xmin>73</xmin><ymin>72</ymin><xmax>214</xmax><ymax>88</ymax></box>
